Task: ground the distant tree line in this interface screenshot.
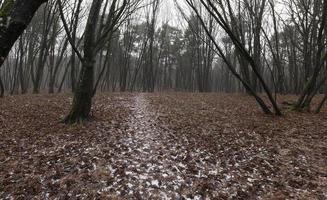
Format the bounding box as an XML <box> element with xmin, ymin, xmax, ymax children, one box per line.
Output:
<box><xmin>0</xmin><ymin>0</ymin><xmax>326</xmax><ymax>122</ymax></box>
<box><xmin>184</xmin><ymin>0</ymin><xmax>326</xmax><ymax>114</ymax></box>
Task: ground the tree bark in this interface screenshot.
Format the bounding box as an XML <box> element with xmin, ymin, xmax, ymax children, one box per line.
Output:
<box><xmin>0</xmin><ymin>75</ymin><xmax>4</xmax><ymax>97</ymax></box>
<box><xmin>0</xmin><ymin>0</ymin><xmax>47</xmax><ymax>97</ymax></box>
<box><xmin>0</xmin><ymin>0</ymin><xmax>47</xmax><ymax>67</ymax></box>
<box><xmin>63</xmin><ymin>0</ymin><xmax>103</xmax><ymax>124</ymax></box>
<box><xmin>315</xmin><ymin>94</ymin><xmax>327</xmax><ymax>114</ymax></box>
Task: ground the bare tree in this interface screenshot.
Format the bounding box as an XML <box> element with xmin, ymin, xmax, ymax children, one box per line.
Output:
<box><xmin>292</xmin><ymin>0</ymin><xmax>327</xmax><ymax>111</ymax></box>
<box><xmin>184</xmin><ymin>0</ymin><xmax>282</xmax><ymax>115</ymax></box>
<box><xmin>0</xmin><ymin>0</ymin><xmax>47</xmax><ymax>97</ymax></box>
<box><xmin>61</xmin><ymin>0</ymin><xmax>141</xmax><ymax>123</ymax></box>
<box><xmin>142</xmin><ymin>0</ymin><xmax>160</xmax><ymax>92</ymax></box>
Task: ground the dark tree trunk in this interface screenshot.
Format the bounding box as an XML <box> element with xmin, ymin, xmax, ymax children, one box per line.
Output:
<box><xmin>64</xmin><ymin>0</ymin><xmax>102</xmax><ymax>124</ymax></box>
<box><xmin>18</xmin><ymin>37</ymin><xmax>27</xmax><ymax>94</ymax></box>
<box><xmin>294</xmin><ymin>0</ymin><xmax>327</xmax><ymax>110</ymax></box>
<box><xmin>64</xmin><ymin>60</ymin><xmax>94</xmax><ymax>123</ymax></box>
<box><xmin>315</xmin><ymin>94</ymin><xmax>327</xmax><ymax>114</ymax></box>
<box><xmin>71</xmin><ymin>51</ymin><xmax>76</xmax><ymax>92</ymax></box>
<box><xmin>0</xmin><ymin>0</ymin><xmax>47</xmax><ymax>97</ymax></box>
<box><xmin>57</xmin><ymin>59</ymin><xmax>71</xmax><ymax>93</ymax></box>
<box><xmin>0</xmin><ymin>0</ymin><xmax>47</xmax><ymax>67</ymax></box>
<box><xmin>0</xmin><ymin>75</ymin><xmax>4</xmax><ymax>97</ymax></box>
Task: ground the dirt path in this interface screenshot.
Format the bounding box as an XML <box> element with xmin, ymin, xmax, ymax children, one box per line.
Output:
<box><xmin>103</xmin><ymin>94</ymin><xmax>222</xmax><ymax>199</ymax></box>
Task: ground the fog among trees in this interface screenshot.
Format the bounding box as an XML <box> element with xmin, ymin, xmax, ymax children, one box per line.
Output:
<box><xmin>0</xmin><ymin>0</ymin><xmax>326</xmax><ymax>198</ymax></box>
<box><xmin>0</xmin><ymin>0</ymin><xmax>326</xmax><ymax>118</ymax></box>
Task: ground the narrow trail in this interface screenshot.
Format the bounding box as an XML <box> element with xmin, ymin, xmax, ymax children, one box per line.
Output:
<box><xmin>103</xmin><ymin>94</ymin><xmax>222</xmax><ymax>199</ymax></box>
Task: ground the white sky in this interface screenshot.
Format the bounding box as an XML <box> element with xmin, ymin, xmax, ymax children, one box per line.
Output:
<box><xmin>156</xmin><ymin>0</ymin><xmax>187</xmax><ymax>27</ymax></box>
<box><xmin>159</xmin><ymin>0</ymin><xmax>178</xmax><ymax>25</ymax></box>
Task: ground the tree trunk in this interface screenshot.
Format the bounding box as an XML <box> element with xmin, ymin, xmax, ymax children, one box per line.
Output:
<box><xmin>64</xmin><ymin>0</ymin><xmax>102</xmax><ymax>124</ymax></box>
<box><xmin>64</xmin><ymin>60</ymin><xmax>94</xmax><ymax>123</ymax></box>
<box><xmin>0</xmin><ymin>75</ymin><xmax>4</xmax><ymax>97</ymax></box>
<box><xmin>315</xmin><ymin>94</ymin><xmax>327</xmax><ymax>114</ymax></box>
<box><xmin>0</xmin><ymin>0</ymin><xmax>47</xmax><ymax>67</ymax></box>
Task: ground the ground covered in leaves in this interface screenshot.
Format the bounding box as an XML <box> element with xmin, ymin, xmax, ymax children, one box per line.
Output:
<box><xmin>0</xmin><ymin>93</ymin><xmax>326</xmax><ymax>199</ymax></box>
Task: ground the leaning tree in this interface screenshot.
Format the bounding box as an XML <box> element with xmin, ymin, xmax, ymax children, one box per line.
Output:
<box><xmin>0</xmin><ymin>0</ymin><xmax>48</xmax><ymax>97</ymax></box>
<box><xmin>183</xmin><ymin>0</ymin><xmax>282</xmax><ymax>115</ymax></box>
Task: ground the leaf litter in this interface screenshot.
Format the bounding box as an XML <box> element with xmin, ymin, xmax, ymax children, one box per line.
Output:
<box><xmin>0</xmin><ymin>93</ymin><xmax>326</xmax><ymax>199</ymax></box>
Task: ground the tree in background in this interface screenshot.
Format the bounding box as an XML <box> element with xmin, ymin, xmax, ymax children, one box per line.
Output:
<box><xmin>0</xmin><ymin>0</ymin><xmax>326</xmax><ymax>116</ymax></box>
<box><xmin>184</xmin><ymin>0</ymin><xmax>282</xmax><ymax>115</ymax></box>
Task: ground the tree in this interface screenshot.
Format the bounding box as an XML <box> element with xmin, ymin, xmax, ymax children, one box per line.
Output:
<box><xmin>184</xmin><ymin>14</ymin><xmax>215</xmax><ymax>92</ymax></box>
<box><xmin>142</xmin><ymin>0</ymin><xmax>161</xmax><ymax>92</ymax></box>
<box><xmin>292</xmin><ymin>0</ymin><xmax>327</xmax><ymax>111</ymax></box>
<box><xmin>0</xmin><ymin>0</ymin><xmax>48</xmax><ymax>97</ymax></box>
<box><xmin>184</xmin><ymin>0</ymin><xmax>282</xmax><ymax>115</ymax></box>
<box><xmin>62</xmin><ymin>0</ymin><xmax>140</xmax><ymax>123</ymax></box>
<box><xmin>31</xmin><ymin>1</ymin><xmax>59</xmax><ymax>94</ymax></box>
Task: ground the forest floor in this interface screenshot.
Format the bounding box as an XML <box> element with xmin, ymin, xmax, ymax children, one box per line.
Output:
<box><xmin>0</xmin><ymin>93</ymin><xmax>327</xmax><ymax>199</ymax></box>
